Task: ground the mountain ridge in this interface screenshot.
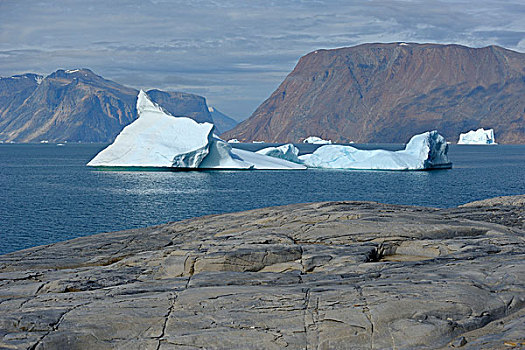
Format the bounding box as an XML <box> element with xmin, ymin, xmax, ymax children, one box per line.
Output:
<box><xmin>222</xmin><ymin>43</ymin><xmax>525</xmax><ymax>144</ymax></box>
<box><xmin>0</xmin><ymin>68</ymin><xmax>234</xmax><ymax>143</ymax></box>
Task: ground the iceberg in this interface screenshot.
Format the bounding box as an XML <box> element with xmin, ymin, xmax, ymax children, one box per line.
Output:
<box><xmin>87</xmin><ymin>90</ymin><xmax>213</xmax><ymax>168</ymax></box>
<box><xmin>298</xmin><ymin>131</ymin><xmax>451</xmax><ymax>170</ymax></box>
<box><xmin>230</xmin><ymin>148</ymin><xmax>305</xmax><ymax>170</ymax></box>
<box><xmin>303</xmin><ymin>136</ymin><xmax>332</xmax><ymax>144</ymax></box>
<box><xmin>457</xmin><ymin>128</ymin><xmax>497</xmax><ymax>145</ymax></box>
<box><xmin>88</xmin><ymin>91</ymin><xmax>306</xmax><ymax>170</ymax></box>
<box><xmin>255</xmin><ymin>144</ymin><xmax>301</xmax><ymax>163</ymax></box>
<box><xmin>227</xmin><ymin>139</ymin><xmax>240</xmax><ymax>143</ymax></box>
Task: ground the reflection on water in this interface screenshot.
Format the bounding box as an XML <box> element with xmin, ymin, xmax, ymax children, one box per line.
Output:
<box><xmin>102</xmin><ymin>171</ymin><xmax>216</xmax><ymax>195</ymax></box>
<box><xmin>0</xmin><ymin>143</ymin><xmax>524</xmax><ymax>254</ymax></box>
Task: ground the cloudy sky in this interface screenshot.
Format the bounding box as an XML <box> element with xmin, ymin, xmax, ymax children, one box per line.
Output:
<box><xmin>1</xmin><ymin>0</ymin><xmax>524</xmax><ymax>120</ymax></box>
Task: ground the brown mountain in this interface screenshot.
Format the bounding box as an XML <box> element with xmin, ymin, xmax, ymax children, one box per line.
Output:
<box><xmin>223</xmin><ymin>43</ymin><xmax>525</xmax><ymax>144</ymax></box>
<box><xmin>0</xmin><ymin>69</ymin><xmax>213</xmax><ymax>142</ymax></box>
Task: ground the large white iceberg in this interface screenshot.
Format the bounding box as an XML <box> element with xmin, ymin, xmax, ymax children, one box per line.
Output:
<box><xmin>88</xmin><ymin>91</ymin><xmax>213</xmax><ymax>168</ymax></box>
<box><xmin>457</xmin><ymin>128</ymin><xmax>497</xmax><ymax>145</ymax></box>
<box><xmin>298</xmin><ymin>131</ymin><xmax>451</xmax><ymax>170</ymax></box>
<box><xmin>87</xmin><ymin>91</ymin><xmax>305</xmax><ymax>170</ymax></box>
<box><xmin>255</xmin><ymin>144</ymin><xmax>301</xmax><ymax>163</ymax></box>
<box><xmin>303</xmin><ymin>136</ymin><xmax>332</xmax><ymax>144</ymax></box>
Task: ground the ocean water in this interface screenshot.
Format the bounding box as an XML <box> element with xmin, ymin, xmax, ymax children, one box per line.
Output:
<box><xmin>1</xmin><ymin>143</ymin><xmax>524</xmax><ymax>255</ymax></box>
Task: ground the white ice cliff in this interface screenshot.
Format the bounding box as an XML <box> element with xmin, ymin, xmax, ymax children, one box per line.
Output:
<box><xmin>87</xmin><ymin>91</ymin><xmax>305</xmax><ymax>170</ymax></box>
<box><xmin>303</xmin><ymin>136</ymin><xmax>332</xmax><ymax>144</ymax></box>
<box><xmin>457</xmin><ymin>128</ymin><xmax>497</xmax><ymax>145</ymax></box>
<box><xmin>298</xmin><ymin>131</ymin><xmax>451</xmax><ymax>170</ymax></box>
<box><xmin>255</xmin><ymin>144</ymin><xmax>301</xmax><ymax>163</ymax></box>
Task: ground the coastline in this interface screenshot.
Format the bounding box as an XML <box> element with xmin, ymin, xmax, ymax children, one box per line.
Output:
<box><xmin>1</xmin><ymin>195</ymin><xmax>524</xmax><ymax>349</ymax></box>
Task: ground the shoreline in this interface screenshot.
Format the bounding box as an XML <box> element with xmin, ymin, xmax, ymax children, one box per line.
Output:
<box><xmin>1</xmin><ymin>195</ymin><xmax>524</xmax><ymax>349</ymax></box>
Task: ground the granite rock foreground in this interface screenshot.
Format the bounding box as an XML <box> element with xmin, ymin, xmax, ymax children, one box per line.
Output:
<box><xmin>1</xmin><ymin>196</ymin><xmax>524</xmax><ymax>349</ymax></box>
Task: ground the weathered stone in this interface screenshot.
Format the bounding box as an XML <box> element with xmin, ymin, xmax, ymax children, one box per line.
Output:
<box><xmin>0</xmin><ymin>195</ymin><xmax>523</xmax><ymax>349</ymax></box>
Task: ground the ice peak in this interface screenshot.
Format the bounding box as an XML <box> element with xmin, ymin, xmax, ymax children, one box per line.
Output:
<box><xmin>137</xmin><ymin>90</ymin><xmax>166</xmax><ymax>116</ymax></box>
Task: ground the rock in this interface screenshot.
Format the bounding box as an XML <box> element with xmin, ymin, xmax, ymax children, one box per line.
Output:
<box><xmin>459</xmin><ymin>194</ymin><xmax>525</xmax><ymax>207</ymax></box>
<box><xmin>451</xmin><ymin>336</ymin><xmax>467</xmax><ymax>347</ymax></box>
<box><xmin>0</xmin><ymin>195</ymin><xmax>524</xmax><ymax>349</ymax></box>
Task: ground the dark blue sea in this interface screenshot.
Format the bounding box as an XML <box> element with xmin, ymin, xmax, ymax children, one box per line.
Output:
<box><xmin>1</xmin><ymin>143</ymin><xmax>524</xmax><ymax>255</ymax></box>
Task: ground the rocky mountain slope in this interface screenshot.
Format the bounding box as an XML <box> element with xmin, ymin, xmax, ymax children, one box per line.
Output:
<box><xmin>0</xmin><ymin>195</ymin><xmax>523</xmax><ymax>349</ymax></box>
<box><xmin>0</xmin><ymin>69</ymin><xmax>219</xmax><ymax>143</ymax></box>
<box><xmin>223</xmin><ymin>43</ymin><xmax>525</xmax><ymax>144</ymax></box>
<box><xmin>208</xmin><ymin>106</ymin><xmax>238</xmax><ymax>134</ymax></box>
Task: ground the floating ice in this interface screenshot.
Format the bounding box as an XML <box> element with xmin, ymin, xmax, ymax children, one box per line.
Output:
<box><xmin>303</xmin><ymin>136</ymin><xmax>332</xmax><ymax>144</ymax></box>
<box><xmin>298</xmin><ymin>131</ymin><xmax>451</xmax><ymax>170</ymax></box>
<box><xmin>256</xmin><ymin>144</ymin><xmax>301</xmax><ymax>163</ymax></box>
<box><xmin>458</xmin><ymin>128</ymin><xmax>497</xmax><ymax>145</ymax></box>
<box><xmin>230</xmin><ymin>148</ymin><xmax>305</xmax><ymax>170</ymax></box>
<box><xmin>87</xmin><ymin>90</ymin><xmax>214</xmax><ymax>168</ymax></box>
<box><xmin>227</xmin><ymin>139</ymin><xmax>240</xmax><ymax>143</ymax></box>
<box><xmin>87</xmin><ymin>91</ymin><xmax>305</xmax><ymax>170</ymax></box>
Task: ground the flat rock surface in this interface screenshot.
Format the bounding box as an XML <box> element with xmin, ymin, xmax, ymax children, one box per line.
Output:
<box><xmin>1</xmin><ymin>195</ymin><xmax>524</xmax><ymax>349</ymax></box>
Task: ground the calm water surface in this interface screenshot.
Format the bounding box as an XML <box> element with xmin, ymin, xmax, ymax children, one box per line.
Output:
<box><xmin>1</xmin><ymin>143</ymin><xmax>524</xmax><ymax>254</ymax></box>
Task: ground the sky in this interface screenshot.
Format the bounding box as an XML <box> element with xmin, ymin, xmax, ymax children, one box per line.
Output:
<box><xmin>1</xmin><ymin>0</ymin><xmax>524</xmax><ymax>121</ymax></box>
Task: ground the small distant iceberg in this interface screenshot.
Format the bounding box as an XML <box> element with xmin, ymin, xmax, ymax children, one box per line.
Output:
<box><xmin>457</xmin><ymin>128</ymin><xmax>497</xmax><ymax>145</ymax></box>
<box><xmin>256</xmin><ymin>144</ymin><xmax>301</xmax><ymax>163</ymax></box>
<box><xmin>303</xmin><ymin>136</ymin><xmax>332</xmax><ymax>144</ymax></box>
<box><xmin>227</xmin><ymin>139</ymin><xmax>240</xmax><ymax>143</ymax></box>
<box><xmin>87</xmin><ymin>91</ymin><xmax>305</xmax><ymax>170</ymax></box>
<box><xmin>295</xmin><ymin>131</ymin><xmax>451</xmax><ymax>170</ymax></box>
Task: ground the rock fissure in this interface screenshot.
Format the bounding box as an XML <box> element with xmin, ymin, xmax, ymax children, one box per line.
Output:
<box><xmin>303</xmin><ymin>287</ymin><xmax>311</xmax><ymax>350</ymax></box>
<box><xmin>356</xmin><ymin>284</ymin><xmax>374</xmax><ymax>350</ymax></box>
<box><xmin>28</xmin><ymin>303</ymin><xmax>86</xmax><ymax>350</ymax></box>
<box><xmin>156</xmin><ymin>293</ymin><xmax>177</xmax><ymax>350</ymax></box>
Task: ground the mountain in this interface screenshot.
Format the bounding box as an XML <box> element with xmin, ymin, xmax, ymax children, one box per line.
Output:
<box><xmin>223</xmin><ymin>43</ymin><xmax>525</xmax><ymax>144</ymax></box>
<box><xmin>0</xmin><ymin>69</ymin><xmax>212</xmax><ymax>142</ymax></box>
<box><xmin>208</xmin><ymin>106</ymin><xmax>238</xmax><ymax>134</ymax></box>
<box><xmin>146</xmin><ymin>89</ymin><xmax>212</xmax><ymax>124</ymax></box>
<box><xmin>0</xmin><ymin>74</ymin><xmax>42</xmax><ymax>119</ymax></box>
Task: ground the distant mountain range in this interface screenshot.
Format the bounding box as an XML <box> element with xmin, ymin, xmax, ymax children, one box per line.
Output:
<box><xmin>223</xmin><ymin>43</ymin><xmax>525</xmax><ymax>144</ymax></box>
<box><xmin>0</xmin><ymin>69</ymin><xmax>237</xmax><ymax>142</ymax></box>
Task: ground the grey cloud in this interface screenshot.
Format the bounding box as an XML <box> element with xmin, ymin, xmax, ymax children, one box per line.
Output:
<box><xmin>0</xmin><ymin>0</ymin><xmax>523</xmax><ymax>119</ymax></box>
